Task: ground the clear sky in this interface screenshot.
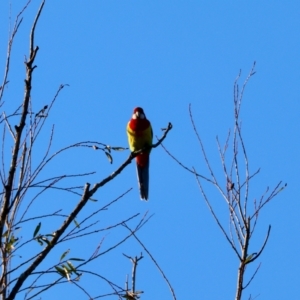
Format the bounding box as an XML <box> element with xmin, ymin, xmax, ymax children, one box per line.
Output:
<box><xmin>1</xmin><ymin>1</ymin><xmax>299</xmax><ymax>299</ymax></box>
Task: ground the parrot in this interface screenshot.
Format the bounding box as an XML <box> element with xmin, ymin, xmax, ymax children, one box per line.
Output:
<box><xmin>127</xmin><ymin>107</ymin><xmax>153</xmax><ymax>200</ymax></box>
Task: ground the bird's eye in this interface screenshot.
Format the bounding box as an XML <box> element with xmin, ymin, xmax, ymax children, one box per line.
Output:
<box><xmin>140</xmin><ymin>113</ymin><xmax>145</xmax><ymax>119</ymax></box>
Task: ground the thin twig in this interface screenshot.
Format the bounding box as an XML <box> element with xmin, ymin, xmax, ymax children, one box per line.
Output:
<box><xmin>122</xmin><ymin>223</ymin><xmax>177</xmax><ymax>300</ymax></box>
<box><xmin>0</xmin><ymin>0</ymin><xmax>32</xmax><ymax>102</ymax></box>
<box><xmin>243</xmin><ymin>263</ymin><xmax>261</xmax><ymax>289</ymax></box>
<box><xmin>194</xmin><ymin>169</ymin><xmax>242</xmax><ymax>260</ymax></box>
<box><xmin>160</xmin><ymin>142</ymin><xmax>213</xmax><ymax>183</ymax></box>
<box><xmin>245</xmin><ymin>225</ymin><xmax>271</xmax><ymax>265</ymax></box>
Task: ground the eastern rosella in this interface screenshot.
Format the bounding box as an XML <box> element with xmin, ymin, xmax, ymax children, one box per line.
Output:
<box><xmin>127</xmin><ymin>107</ymin><xmax>153</xmax><ymax>200</ymax></box>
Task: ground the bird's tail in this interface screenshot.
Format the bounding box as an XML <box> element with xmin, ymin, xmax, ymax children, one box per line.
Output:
<box><xmin>136</xmin><ymin>158</ymin><xmax>149</xmax><ymax>200</ymax></box>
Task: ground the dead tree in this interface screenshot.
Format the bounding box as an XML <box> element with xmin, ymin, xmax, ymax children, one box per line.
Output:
<box><xmin>162</xmin><ymin>62</ymin><xmax>286</xmax><ymax>300</ymax></box>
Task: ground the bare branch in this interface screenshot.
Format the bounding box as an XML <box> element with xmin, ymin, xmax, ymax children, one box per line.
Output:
<box><xmin>122</xmin><ymin>223</ymin><xmax>177</xmax><ymax>300</ymax></box>
<box><xmin>243</xmin><ymin>263</ymin><xmax>261</xmax><ymax>290</ymax></box>
<box><xmin>194</xmin><ymin>170</ymin><xmax>242</xmax><ymax>261</ymax></box>
<box><xmin>2</xmin><ymin>112</ymin><xmax>15</xmax><ymax>141</ymax></box>
<box><xmin>63</xmin><ymin>188</ymin><xmax>133</xmax><ymax>240</ymax></box>
<box><xmin>160</xmin><ymin>142</ymin><xmax>213</xmax><ymax>183</ymax></box>
<box><xmin>0</xmin><ymin>0</ymin><xmax>45</xmax><ymax>253</ymax></box>
<box><xmin>0</xmin><ymin>0</ymin><xmax>32</xmax><ymax>102</ymax></box>
<box><xmin>123</xmin><ymin>253</ymin><xmax>143</xmax><ymax>293</ymax></box>
<box><xmin>246</xmin><ymin>225</ymin><xmax>271</xmax><ymax>265</ymax></box>
<box><xmin>189</xmin><ymin>104</ymin><xmax>221</xmax><ymax>186</ymax></box>
<box><xmin>29</xmin><ymin>1</ymin><xmax>45</xmax><ymax>61</ymax></box>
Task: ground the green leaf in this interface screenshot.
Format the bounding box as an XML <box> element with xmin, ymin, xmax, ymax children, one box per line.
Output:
<box><xmin>2</xmin><ymin>230</ymin><xmax>8</xmax><ymax>238</ymax></box>
<box><xmin>245</xmin><ymin>254</ymin><xmax>253</xmax><ymax>264</ymax></box>
<box><xmin>69</xmin><ymin>257</ymin><xmax>85</xmax><ymax>261</ymax></box>
<box><xmin>41</xmin><ymin>237</ymin><xmax>50</xmax><ymax>245</ymax></box>
<box><xmin>67</xmin><ymin>261</ymin><xmax>75</xmax><ymax>270</ymax></box>
<box><xmin>67</xmin><ymin>261</ymin><xmax>80</xmax><ymax>275</ymax></box>
<box><xmin>33</xmin><ymin>222</ymin><xmax>41</xmax><ymax>238</ymax></box>
<box><xmin>74</xmin><ymin>219</ymin><xmax>80</xmax><ymax>228</ymax></box>
<box><xmin>60</xmin><ymin>249</ymin><xmax>70</xmax><ymax>262</ymax></box>
<box><xmin>55</xmin><ymin>266</ymin><xmax>67</xmax><ymax>278</ymax></box>
<box><xmin>63</xmin><ymin>266</ymin><xmax>70</xmax><ymax>281</ymax></box>
<box><xmin>105</xmin><ymin>151</ymin><xmax>113</xmax><ymax>164</ymax></box>
<box><xmin>111</xmin><ymin>146</ymin><xmax>127</xmax><ymax>151</ymax></box>
<box><xmin>63</xmin><ymin>263</ymin><xmax>72</xmax><ymax>272</ymax></box>
<box><xmin>6</xmin><ymin>236</ymin><xmax>16</xmax><ymax>253</ymax></box>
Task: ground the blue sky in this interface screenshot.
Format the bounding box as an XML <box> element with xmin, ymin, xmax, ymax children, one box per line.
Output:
<box><xmin>1</xmin><ymin>1</ymin><xmax>299</xmax><ymax>299</ymax></box>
